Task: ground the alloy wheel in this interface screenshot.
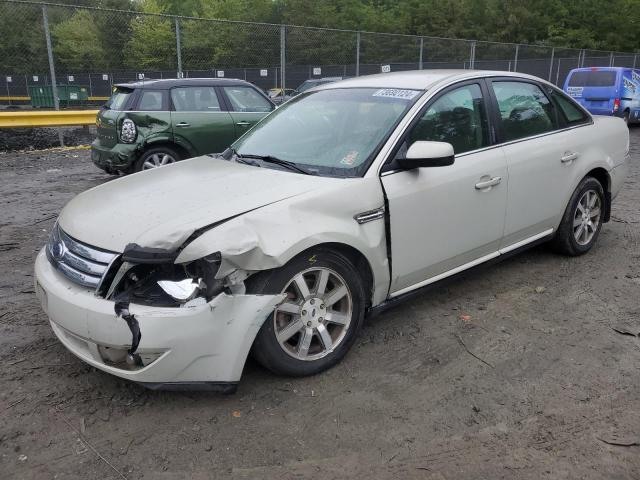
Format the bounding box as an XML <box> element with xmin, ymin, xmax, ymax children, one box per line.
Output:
<box><xmin>142</xmin><ymin>152</ymin><xmax>176</xmax><ymax>170</ymax></box>
<box><xmin>273</xmin><ymin>267</ymin><xmax>353</xmax><ymax>361</ymax></box>
<box><xmin>573</xmin><ymin>189</ymin><xmax>601</xmax><ymax>246</ymax></box>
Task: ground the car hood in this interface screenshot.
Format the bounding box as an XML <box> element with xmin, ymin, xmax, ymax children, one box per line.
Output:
<box><xmin>58</xmin><ymin>156</ymin><xmax>338</xmax><ymax>253</ymax></box>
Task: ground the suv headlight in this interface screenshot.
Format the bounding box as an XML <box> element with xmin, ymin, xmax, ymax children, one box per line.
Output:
<box><xmin>120</xmin><ymin>118</ymin><xmax>137</xmax><ymax>143</ymax></box>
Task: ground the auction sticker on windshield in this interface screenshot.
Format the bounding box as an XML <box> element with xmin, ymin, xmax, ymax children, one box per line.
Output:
<box><xmin>373</xmin><ymin>88</ymin><xmax>420</xmax><ymax>100</ymax></box>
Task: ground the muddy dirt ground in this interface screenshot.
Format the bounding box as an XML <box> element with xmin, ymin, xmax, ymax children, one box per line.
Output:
<box><xmin>1</xmin><ymin>130</ymin><xmax>639</xmax><ymax>480</ymax></box>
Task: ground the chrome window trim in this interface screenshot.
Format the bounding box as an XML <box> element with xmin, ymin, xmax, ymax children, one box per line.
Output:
<box><xmin>372</xmin><ymin>73</ymin><xmax>595</xmax><ymax>178</ymax></box>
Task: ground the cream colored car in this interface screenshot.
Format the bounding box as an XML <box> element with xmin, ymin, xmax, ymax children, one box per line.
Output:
<box><xmin>35</xmin><ymin>70</ymin><xmax>629</xmax><ymax>392</ymax></box>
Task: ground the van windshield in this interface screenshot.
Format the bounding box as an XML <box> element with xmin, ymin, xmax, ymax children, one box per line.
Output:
<box><xmin>568</xmin><ymin>71</ymin><xmax>617</xmax><ymax>87</ymax></box>
<box><xmin>104</xmin><ymin>87</ymin><xmax>133</xmax><ymax>110</ymax></box>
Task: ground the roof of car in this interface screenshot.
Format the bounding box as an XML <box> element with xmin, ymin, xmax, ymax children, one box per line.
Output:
<box><xmin>314</xmin><ymin>69</ymin><xmax>546</xmax><ymax>91</ymax></box>
<box><xmin>114</xmin><ymin>77</ymin><xmax>254</xmax><ymax>90</ymax></box>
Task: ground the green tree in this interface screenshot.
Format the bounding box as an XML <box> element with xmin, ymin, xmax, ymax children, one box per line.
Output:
<box><xmin>52</xmin><ymin>10</ymin><xmax>107</xmax><ymax>72</ymax></box>
<box><xmin>126</xmin><ymin>0</ymin><xmax>176</xmax><ymax>71</ymax></box>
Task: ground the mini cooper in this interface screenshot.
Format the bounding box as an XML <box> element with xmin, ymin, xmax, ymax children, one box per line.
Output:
<box><xmin>91</xmin><ymin>78</ymin><xmax>275</xmax><ymax>174</ymax></box>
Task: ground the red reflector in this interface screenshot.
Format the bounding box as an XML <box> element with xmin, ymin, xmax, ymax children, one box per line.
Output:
<box><xmin>613</xmin><ymin>98</ymin><xmax>620</xmax><ymax>112</ymax></box>
<box><xmin>590</xmin><ymin>67</ymin><xmax>599</xmax><ymax>71</ymax></box>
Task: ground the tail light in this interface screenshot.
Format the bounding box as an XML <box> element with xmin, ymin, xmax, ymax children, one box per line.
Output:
<box><xmin>613</xmin><ymin>98</ymin><xmax>620</xmax><ymax>113</ymax></box>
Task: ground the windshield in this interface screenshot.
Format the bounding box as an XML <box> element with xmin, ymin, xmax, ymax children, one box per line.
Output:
<box><xmin>568</xmin><ymin>71</ymin><xmax>617</xmax><ymax>87</ymax></box>
<box><xmin>231</xmin><ymin>87</ymin><xmax>420</xmax><ymax>177</ymax></box>
<box><xmin>105</xmin><ymin>87</ymin><xmax>133</xmax><ymax>110</ymax></box>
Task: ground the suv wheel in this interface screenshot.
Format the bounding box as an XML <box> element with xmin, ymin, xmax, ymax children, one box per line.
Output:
<box><xmin>135</xmin><ymin>146</ymin><xmax>181</xmax><ymax>172</ymax></box>
<box><xmin>551</xmin><ymin>176</ymin><xmax>605</xmax><ymax>256</ymax></box>
<box><xmin>248</xmin><ymin>248</ymin><xmax>366</xmax><ymax>377</ymax></box>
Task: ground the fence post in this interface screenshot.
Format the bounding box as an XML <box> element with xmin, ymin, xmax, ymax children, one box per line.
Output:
<box><xmin>578</xmin><ymin>49</ymin><xmax>584</xmax><ymax>67</ymax></box>
<box><xmin>609</xmin><ymin>51</ymin><xmax>614</xmax><ymax>67</ymax></box>
<box><xmin>279</xmin><ymin>25</ymin><xmax>285</xmax><ymax>92</ymax></box>
<box><xmin>418</xmin><ymin>37</ymin><xmax>424</xmax><ymax>70</ymax></box>
<box><xmin>548</xmin><ymin>47</ymin><xmax>555</xmax><ymax>81</ymax></box>
<box><xmin>555</xmin><ymin>58</ymin><xmax>561</xmax><ymax>85</ymax></box>
<box><xmin>175</xmin><ymin>18</ymin><xmax>183</xmax><ymax>77</ymax></box>
<box><xmin>42</xmin><ymin>4</ymin><xmax>64</xmax><ymax>147</ymax></box>
<box><xmin>513</xmin><ymin>44</ymin><xmax>519</xmax><ymax>72</ymax></box>
<box><xmin>633</xmin><ymin>54</ymin><xmax>637</xmax><ymax>69</ymax></box>
<box><xmin>469</xmin><ymin>41</ymin><xmax>476</xmax><ymax>69</ymax></box>
<box><xmin>355</xmin><ymin>31</ymin><xmax>361</xmax><ymax>76</ymax></box>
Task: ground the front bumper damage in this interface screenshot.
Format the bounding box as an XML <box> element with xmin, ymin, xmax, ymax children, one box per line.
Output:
<box><xmin>34</xmin><ymin>250</ymin><xmax>285</xmax><ymax>392</ymax></box>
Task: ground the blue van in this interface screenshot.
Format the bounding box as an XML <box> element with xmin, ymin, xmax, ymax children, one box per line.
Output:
<box><xmin>563</xmin><ymin>67</ymin><xmax>640</xmax><ymax>124</ymax></box>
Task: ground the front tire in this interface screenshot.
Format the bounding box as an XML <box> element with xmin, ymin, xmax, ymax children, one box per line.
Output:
<box><xmin>551</xmin><ymin>177</ymin><xmax>605</xmax><ymax>256</ymax></box>
<box><xmin>247</xmin><ymin>248</ymin><xmax>366</xmax><ymax>377</ymax></box>
<box><xmin>134</xmin><ymin>146</ymin><xmax>181</xmax><ymax>172</ymax></box>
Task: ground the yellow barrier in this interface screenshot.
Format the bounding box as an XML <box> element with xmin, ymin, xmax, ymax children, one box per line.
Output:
<box><xmin>0</xmin><ymin>110</ymin><xmax>98</xmax><ymax>128</ymax></box>
<box><xmin>0</xmin><ymin>96</ymin><xmax>30</xmax><ymax>101</ymax></box>
<box><xmin>0</xmin><ymin>96</ymin><xmax>108</xmax><ymax>102</ymax></box>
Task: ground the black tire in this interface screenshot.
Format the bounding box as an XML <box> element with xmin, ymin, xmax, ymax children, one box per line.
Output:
<box><xmin>134</xmin><ymin>146</ymin><xmax>181</xmax><ymax>172</ymax></box>
<box><xmin>551</xmin><ymin>176</ymin><xmax>605</xmax><ymax>256</ymax></box>
<box><xmin>247</xmin><ymin>248</ymin><xmax>366</xmax><ymax>377</ymax></box>
<box><xmin>623</xmin><ymin>109</ymin><xmax>630</xmax><ymax>126</ymax></box>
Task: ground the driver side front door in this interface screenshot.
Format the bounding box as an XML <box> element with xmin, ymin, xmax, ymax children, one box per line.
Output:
<box><xmin>381</xmin><ymin>81</ymin><xmax>508</xmax><ymax>296</ymax></box>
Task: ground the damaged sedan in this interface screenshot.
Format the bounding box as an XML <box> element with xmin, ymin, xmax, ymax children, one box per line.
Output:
<box><xmin>35</xmin><ymin>70</ymin><xmax>629</xmax><ymax>392</ymax></box>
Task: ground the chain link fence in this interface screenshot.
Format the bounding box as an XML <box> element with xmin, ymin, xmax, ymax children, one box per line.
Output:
<box><xmin>1</xmin><ymin>0</ymin><xmax>639</xmax><ymax>109</ymax></box>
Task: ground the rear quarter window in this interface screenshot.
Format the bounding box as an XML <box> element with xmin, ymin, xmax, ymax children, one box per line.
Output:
<box><xmin>551</xmin><ymin>90</ymin><xmax>590</xmax><ymax>126</ymax></box>
<box><xmin>105</xmin><ymin>87</ymin><xmax>133</xmax><ymax>110</ymax></box>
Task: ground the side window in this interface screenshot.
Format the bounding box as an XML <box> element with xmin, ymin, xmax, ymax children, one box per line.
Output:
<box><xmin>491</xmin><ymin>81</ymin><xmax>556</xmax><ymax>141</ymax></box>
<box><xmin>138</xmin><ymin>90</ymin><xmax>166</xmax><ymax>111</ymax></box>
<box><xmin>407</xmin><ymin>83</ymin><xmax>489</xmax><ymax>155</ymax></box>
<box><xmin>171</xmin><ymin>87</ymin><xmax>221</xmax><ymax>112</ymax></box>
<box><xmin>551</xmin><ymin>90</ymin><xmax>589</xmax><ymax>125</ymax></box>
<box><xmin>223</xmin><ymin>86</ymin><xmax>273</xmax><ymax>112</ymax></box>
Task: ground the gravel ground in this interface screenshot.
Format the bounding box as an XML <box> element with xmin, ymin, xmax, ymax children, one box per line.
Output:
<box><xmin>0</xmin><ymin>127</ymin><xmax>95</xmax><ymax>152</ymax></box>
<box><xmin>0</xmin><ymin>131</ymin><xmax>639</xmax><ymax>480</ymax></box>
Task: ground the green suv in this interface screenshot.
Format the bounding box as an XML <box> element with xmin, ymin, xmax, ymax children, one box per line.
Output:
<box><xmin>91</xmin><ymin>78</ymin><xmax>275</xmax><ymax>173</ymax></box>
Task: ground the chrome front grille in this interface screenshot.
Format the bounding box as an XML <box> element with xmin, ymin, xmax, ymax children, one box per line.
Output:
<box><xmin>46</xmin><ymin>223</ymin><xmax>119</xmax><ymax>289</ymax></box>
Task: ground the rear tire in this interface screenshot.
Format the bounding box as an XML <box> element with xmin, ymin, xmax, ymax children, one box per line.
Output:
<box><xmin>623</xmin><ymin>109</ymin><xmax>630</xmax><ymax>126</ymax></box>
<box><xmin>550</xmin><ymin>177</ymin><xmax>605</xmax><ymax>256</ymax></box>
<box><xmin>134</xmin><ymin>146</ymin><xmax>181</xmax><ymax>172</ymax></box>
<box><xmin>247</xmin><ymin>248</ymin><xmax>366</xmax><ymax>377</ymax></box>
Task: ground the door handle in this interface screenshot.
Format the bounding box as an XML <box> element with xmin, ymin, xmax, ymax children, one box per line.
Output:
<box><xmin>561</xmin><ymin>151</ymin><xmax>579</xmax><ymax>163</ymax></box>
<box><xmin>475</xmin><ymin>176</ymin><xmax>502</xmax><ymax>190</ymax></box>
<box><xmin>175</xmin><ymin>122</ymin><xmax>190</xmax><ymax>127</ymax></box>
<box><xmin>236</xmin><ymin>121</ymin><xmax>251</xmax><ymax>126</ymax></box>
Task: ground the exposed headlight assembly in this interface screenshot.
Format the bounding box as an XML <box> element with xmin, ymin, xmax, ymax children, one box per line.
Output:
<box><xmin>109</xmin><ymin>251</ymin><xmax>223</xmax><ymax>308</ymax></box>
<box><xmin>120</xmin><ymin>118</ymin><xmax>137</xmax><ymax>143</ymax></box>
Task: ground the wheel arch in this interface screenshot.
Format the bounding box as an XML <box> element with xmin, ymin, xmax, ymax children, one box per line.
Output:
<box><xmin>585</xmin><ymin>167</ymin><xmax>611</xmax><ymax>222</ymax></box>
<box><xmin>142</xmin><ymin>139</ymin><xmax>192</xmax><ymax>160</ymax></box>
<box><xmin>294</xmin><ymin>242</ymin><xmax>376</xmax><ymax>309</ymax></box>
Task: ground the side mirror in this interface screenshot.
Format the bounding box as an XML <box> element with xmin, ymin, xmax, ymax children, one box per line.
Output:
<box><xmin>397</xmin><ymin>141</ymin><xmax>455</xmax><ymax>169</ymax></box>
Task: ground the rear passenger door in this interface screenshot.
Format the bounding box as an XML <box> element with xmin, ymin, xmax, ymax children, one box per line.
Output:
<box><xmin>169</xmin><ymin>86</ymin><xmax>236</xmax><ymax>156</ymax></box>
<box><xmin>487</xmin><ymin>79</ymin><xmax>587</xmax><ymax>248</ymax></box>
<box><xmin>220</xmin><ymin>85</ymin><xmax>275</xmax><ymax>138</ymax></box>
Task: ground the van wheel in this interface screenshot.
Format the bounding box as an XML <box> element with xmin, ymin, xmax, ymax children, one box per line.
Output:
<box><xmin>247</xmin><ymin>248</ymin><xmax>365</xmax><ymax>377</ymax></box>
<box><xmin>623</xmin><ymin>110</ymin><xmax>630</xmax><ymax>125</ymax></box>
<box><xmin>551</xmin><ymin>177</ymin><xmax>605</xmax><ymax>256</ymax></box>
<box><xmin>135</xmin><ymin>146</ymin><xmax>181</xmax><ymax>172</ymax></box>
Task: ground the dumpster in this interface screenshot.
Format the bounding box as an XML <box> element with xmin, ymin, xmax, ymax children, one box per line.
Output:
<box><xmin>28</xmin><ymin>85</ymin><xmax>89</xmax><ymax>108</ymax></box>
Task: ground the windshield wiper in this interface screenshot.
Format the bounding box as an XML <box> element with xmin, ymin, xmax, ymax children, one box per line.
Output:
<box><xmin>237</xmin><ymin>153</ymin><xmax>313</xmax><ymax>175</ymax></box>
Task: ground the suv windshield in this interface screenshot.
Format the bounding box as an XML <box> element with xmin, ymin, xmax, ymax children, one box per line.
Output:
<box><xmin>231</xmin><ymin>87</ymin><xmax>421</xmax><ymax>177</ymax></box>
<box><xmin>104</xmin><ymin>87</ymin><xmax>133</xmax><ymax>110</ymax></box>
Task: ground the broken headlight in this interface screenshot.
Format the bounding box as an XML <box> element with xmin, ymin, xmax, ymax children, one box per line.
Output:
<box><xmin>110</xmin><ymin>252</ymin><xmax>223</xmax><ymax>307</ymax></box>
